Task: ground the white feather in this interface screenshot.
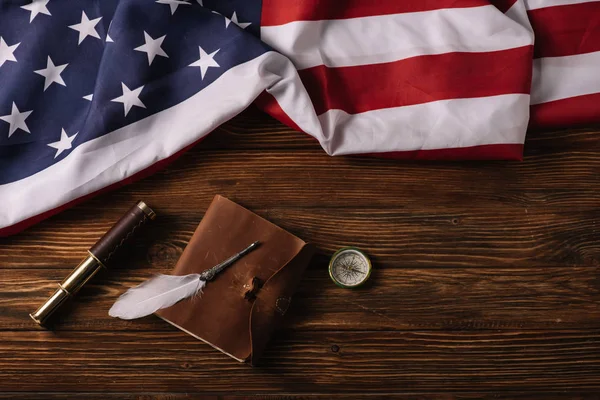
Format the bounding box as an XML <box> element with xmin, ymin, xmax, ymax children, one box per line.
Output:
<box><xmin>109</xmin><ymin>274</ymin><xmax>206</xmax><ymax>320</ymax></box>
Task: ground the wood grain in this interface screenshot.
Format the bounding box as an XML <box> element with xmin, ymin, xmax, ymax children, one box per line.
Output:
<box><xmin>1</xmin><ymin>118</ymin><xmax>598</xmax><ymax>269</ymax></box>
<box><xmin>0</xmin><ymin>110</ymin><xmax>599</xmax><ymax>397</ymax></box>
<box><xmin>1</xmin><ymin>394</ymin><xmax>599</xmax><ymax>399</ymax></box>
<box><xmin>1</xmin><ymin>204</ymin><xmax>598</xmax><ymax>269</ymax></box>
<box><xmin>2</xmin><ymin>267</ymin><xmax>599</xmax><ymax>331</ymax></box>
<box><xmin>0</xmin><ymin>330</ymin><xmax>599</xmax><ymax>393</ymax></box>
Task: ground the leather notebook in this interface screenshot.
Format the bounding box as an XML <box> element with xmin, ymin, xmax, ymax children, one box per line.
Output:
<box><xmin>156</xmin><ymin>195</ymin><xmax>315</xmax><ymax>365</ymax></box>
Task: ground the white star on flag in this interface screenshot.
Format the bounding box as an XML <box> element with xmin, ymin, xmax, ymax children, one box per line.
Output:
<box><xmin>0</xmin><ymin>102</ymin><xmax>33</xmax><ymax>138</ymax></box>
<box><xmin>226</xmin><ymin>12</ymin><xmax>251</xmax><ymax>29</ymax></box>
<box><xmin>197</xmin><ymin>0</ymin><xmax>203</xmax><ymax>5</ymax></box>
<box><xmin>135</xmin><ymin>32</ymin><xmax>169</xmax><ymax>65</ymax></box>
<box><xmin>156</xmin><ymin>0</ymin><xmax>190</xmax><ymax>15</ymax></box>
<box><xmin>111</xmin><ymin>83</ymin><xmax>146</xmax><ymax>116</ymax></box>
<box><xmin>68</xmin><ymin>11</ymin><xmax>102</xmax><ymax>45</ymax></box>
<box><xmin>83</xmin><ymin>94</ymin><xmax>93</xmax><ymax>101</ymax></box>
<box><xmin>0</xmin><ymin>37</ymin><xmax>20</xmax><ymax>68</ymax></box>
<box><xmin>106</xmin><ymin>20</ymin><xmax>114</xmax><ymax>43</ymax></box>
<box><xmin>20</xmin><ymin>0</ymin><xmax>51</xmax><ymax>23</ymax></box>
<box><xmin>189</xmin><ymin>46</ymin><xmax>220</xmax><ymax>79</ymax></box>
<box><xmin>34</xmin><ymin>56</ymin><xmax>68</xmax><ymax>91</ymax></box>
<box><xmin>47</xmin><ymin>128</ymin><xmax>78</xmax><ymax>158</ymax></box>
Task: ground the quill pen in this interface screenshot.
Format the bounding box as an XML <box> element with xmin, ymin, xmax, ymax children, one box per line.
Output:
<box><xmin>109</xmin><ymin>241</ymin><xmax>260</xmax><ymax>320</ymax></box>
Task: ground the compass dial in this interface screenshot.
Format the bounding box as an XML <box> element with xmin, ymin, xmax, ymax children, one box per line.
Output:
<box><xmin>329</xmin><ymin>248</ymin><xmax>371</xmax><ymax>288</ymax></box>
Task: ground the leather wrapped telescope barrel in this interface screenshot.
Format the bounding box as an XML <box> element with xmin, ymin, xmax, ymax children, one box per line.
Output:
<box><xmin>30</xmin><ymin>201</ymin><xmax>156</xmax><ymax>327</ymax></box>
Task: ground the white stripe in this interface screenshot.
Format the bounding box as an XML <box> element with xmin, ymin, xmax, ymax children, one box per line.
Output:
<box><xmin>525</xmin><ymin>0</ymin><xmax>599</xmax><ymax>11</ymax></box>
<box><xmin>316</xmin><ymin>95</ymin><xmax>530</xmax><ymax>156</ymax></box>
<box><xmin>506</xmin><ymin>0</ymin><xmax>533</xmax><ymax>33</ymax></box>
<box><xmin>531</xmin><ymin>51</ymin><xmax>600</xmax><ymax>105</ymax></box>
<box><xmin>260</xmin><ymin>5</ymin><xmax>533</xmax><ymax>70</ymax></box>
<box><xmin>0</xmin><ymin>51</ymin><xmax>289</xmax><ymax>229</ymax></box>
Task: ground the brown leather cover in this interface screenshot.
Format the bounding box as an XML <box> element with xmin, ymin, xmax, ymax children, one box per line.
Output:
<box><xmin>156</xmin><ymin>195</ymin><xmax>314</xmax><ymax>365</ymax></box>
<box><xmin>90</xmin><ymin>202</ymin><xmax>153</xmax><ymax>266</ymax></box>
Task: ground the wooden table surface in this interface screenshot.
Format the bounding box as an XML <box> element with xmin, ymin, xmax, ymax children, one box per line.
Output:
<box><xmin>0</xmin><ymin>108</ymin><xmax>599</xmax><ymax>399</ymax></box>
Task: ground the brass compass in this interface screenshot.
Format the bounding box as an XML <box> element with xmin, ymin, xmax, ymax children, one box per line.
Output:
<box><xmin>328</xmin><ymin>247</ymin><xmax>372</xmax><ymax>288</ymax></box>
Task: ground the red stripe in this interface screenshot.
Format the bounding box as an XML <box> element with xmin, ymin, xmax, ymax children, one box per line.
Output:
<box><xmin>488</xmin><ymin>0</ymin><xmax>517</xmax><ymax>13</ymax></box>
<box><xmin>299</xmin><ymin>46</ymin><xmax>533</xmax><ymax>116</ymax></box>
<box><xmin>366</xmin><ymin>143</ymin><xmax>523</xmax><ymax>161</ymax></box>
<box><xmin>254</xmin><ymin>92</ymin><xmax>304</xmax><ymax>133</ymax></box>
<box><xmin>261</xmin><ymin>0</ymin><xmax>489</xmax><ymax>26</ymax></box>
<box><xmin>528</xmin><ymin>2</ymin><xmax>600</xmax><ymax>58</ymax></box>
<box><xmin>530</xmin><ymin>92</ymin><xmax>600</xmax><ymax>129</ymax></box>
<box><xmin>0</xmin><ymin>137</ymin><xmax>206</xmax><ymax>237</ymax></box>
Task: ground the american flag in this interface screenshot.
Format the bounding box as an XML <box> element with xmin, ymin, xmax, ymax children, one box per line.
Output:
<box><xmin>0</xmin><ymin>0</ymin><xmax>598</xmax><ymax>236</ymax></box>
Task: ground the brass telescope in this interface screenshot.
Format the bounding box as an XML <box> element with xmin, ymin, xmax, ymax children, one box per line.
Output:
<box><xmin>30</xmin><ymin>201</ymin><xmax>156</xmax><ymax>327</ymax></box>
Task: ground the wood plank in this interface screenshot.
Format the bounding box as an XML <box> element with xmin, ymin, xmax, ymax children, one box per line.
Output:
<box><xmin>59</xmin><ymin>147</ymin><xmax>600</xmax><ymax>211</ymax></box>
<box><xmin>1</xmin><ymin>124</ymin><xmax>598</xmax><ymax>267</ymax></box>
<box><xmin>1</xmin><ymin>393</ymin><xmax>599</xmax><ymax>399</ymax></box>
<box><xmin>2</xmin><ymin>267</ymin><xmax>600</xmax><ymax>331</ymax></box>
<box><xmin>1</xmin><ymin>112</ymin><xmax>598</xmax><ymax>397</ymax></box>
<box><xmin>0</xmin><ymin>128</ymin><xmax>596</xmax><ymax>230</ymax></box>
<box><xmin>1</xmin><ymin>204</ymin><xmax>598</xmax><ymax>268</ymax></box>
<box><xmin>1</xmin><ymin>121</ymin><xmax>598</xmax><ymax>268</ymax></box>
<box><xmin>0</xmin><ymin>330</ymin><xmax>598</xmax><ymax>393</ymax></box>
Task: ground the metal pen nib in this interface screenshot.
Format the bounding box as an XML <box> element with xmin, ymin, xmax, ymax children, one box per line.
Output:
<box><xmin>199</xmin><ymin>241</ymin><xmax>260</xmax><ymax>281</ymax></box>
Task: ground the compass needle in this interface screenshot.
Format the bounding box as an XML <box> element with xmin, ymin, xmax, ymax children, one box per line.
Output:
<box><xmin>329</xmin><ymin>248</ymin><xmax>372</xmax><ymax>288</ymax></box>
